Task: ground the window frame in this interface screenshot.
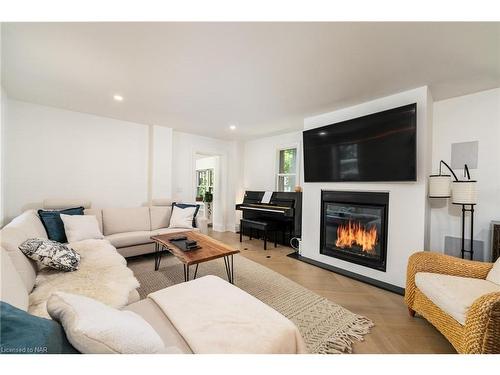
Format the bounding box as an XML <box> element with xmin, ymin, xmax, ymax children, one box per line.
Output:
<box><xmin>275</xmin><ymin>143</ymin><xmax>300</xmax><ymax>192</ymax></box>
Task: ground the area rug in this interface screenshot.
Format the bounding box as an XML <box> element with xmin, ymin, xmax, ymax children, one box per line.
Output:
<box><xmin>128</xmin><ymin>253</ymin><xmax>374</xmax><ymax>354</ymax></box>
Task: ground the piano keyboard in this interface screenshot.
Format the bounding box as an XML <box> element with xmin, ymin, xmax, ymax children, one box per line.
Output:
<box><xmin>238</xmin><ymin>206</ymin><xmax>286</xmax><ymax>213</ymax></box>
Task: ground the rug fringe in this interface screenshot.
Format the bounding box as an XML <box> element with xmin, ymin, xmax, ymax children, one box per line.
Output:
<box><xmin>317</xmin><ymin>316</ymin><xmax>374</xmax><ymax>354</ymax></box>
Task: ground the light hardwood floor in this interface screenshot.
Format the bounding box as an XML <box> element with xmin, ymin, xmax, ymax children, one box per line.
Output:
<box><xmin>208</xmin><ymin>229</ymin><xmax>456</xmax><ymax>354</ymax></box>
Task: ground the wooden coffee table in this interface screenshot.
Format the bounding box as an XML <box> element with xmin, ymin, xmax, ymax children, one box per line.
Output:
<box><xmin>150</xmin><ymin>231</ymin><xmax>240</xmax><ymax>284</ymax></box>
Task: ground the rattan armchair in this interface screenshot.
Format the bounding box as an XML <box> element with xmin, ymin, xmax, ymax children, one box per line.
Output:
<box><xmin>405</xmin><ymin>251</ymin><xmax>500</xmax><ymax>354</ymax></box>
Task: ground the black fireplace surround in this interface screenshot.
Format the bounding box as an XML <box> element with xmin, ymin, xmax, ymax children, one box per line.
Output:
<box><xmin>320</xmin><ymin>190</ymin><xmax>389</xmax><ymax>272</ymax></box>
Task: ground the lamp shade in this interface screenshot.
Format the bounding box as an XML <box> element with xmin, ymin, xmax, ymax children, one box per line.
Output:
<box><xmin>429</xmin><ymin>175</ymin><xmax>451</xmax><ymax>198</ymax></box>
<box><xmin>452</xmin><ymin>181</ymin><xmax>477</xmax><ymax>204</ymax></box>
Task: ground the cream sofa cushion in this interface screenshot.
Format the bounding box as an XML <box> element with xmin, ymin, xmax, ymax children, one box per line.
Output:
<box><xmin>1</xmin><ymin>228</ymin><xmax>37</xmax><ymax>293</ymax></box>
<box><xmin>1</xmin><ymin>248</ymin><xmax>29</xmax><ymax>311</ymax></box>
<box><xmin>105</xmin><ymin>231</ymin><xmax>153</xmax><ymax>248</ymax></box>
<box><xmin>0</xmin><ymin>210</ymin><xmax>46</xmax><ymax>293</ymax></box>
<box><xmin>150</xmin><ymin>206</ymin><xmax>172</xmax><ymax>230</ymax></box>
<box><xmin>7</xmin><ymin>210</ymin><xmax>48</xmax><ymax>238</ymax></box>
<box><xmin>48</xmin><ymin>292</ymin><xmax>165</xmax><ymax>354</ymax></box>
<box><xmin>102</xmin><ymin>207</ymin><xmax>151</xmax><ymax>235</ymax></box>
<box><xmin>486</xmin><ymin>258</ymin><xmax>500</xmax><ymax>285</ymax></box>
<box><xmin>415</xmin><ymin>272</ymin><xmax>500</xmax><ymax>325</ymax></box>
<box><xmin>84</xmin><ymin>208</ymin><xmax>103</xmax><ymax>233</ymax></box>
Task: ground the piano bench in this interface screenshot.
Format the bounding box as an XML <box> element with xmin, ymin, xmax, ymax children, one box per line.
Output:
<box><xmin>240</xmin><ymin>219</ymin><xmax>282</xmax><ymax>250</ymax></box>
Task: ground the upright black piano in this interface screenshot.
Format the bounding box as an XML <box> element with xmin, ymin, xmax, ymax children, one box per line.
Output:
<box><xmin>235</xmin><ymin>191</ymin><xmax>302</xmax><ymax>244</ymax></box>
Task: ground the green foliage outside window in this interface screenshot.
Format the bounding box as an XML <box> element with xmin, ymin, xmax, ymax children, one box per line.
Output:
<box><xmin>279</xmin><ymin>148</ymin><xmax>297</xmax><ymax>174</ymax></box>
<box><xmin>277</xmin><ymin>148</ymin><xmax>297</xmax><ymax>192</ymax></box>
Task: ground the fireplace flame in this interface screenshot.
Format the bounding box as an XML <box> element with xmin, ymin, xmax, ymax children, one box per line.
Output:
<box><xmin>335</xmin><ymin>220</ymin><xmax>378</xmax><ymax>254</ymax></box>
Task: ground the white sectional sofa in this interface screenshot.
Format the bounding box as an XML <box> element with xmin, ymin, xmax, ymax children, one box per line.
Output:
<box><xmin>0</xmin><ymin>200</ymin><xmax>305</xmax><ymax>354</ymax></box>
<box><xmin>0</xmin><ymin>208</ymin><xmax>142</xmax><ymax>313</ymax></box>
<box><xmin>0</xmin><ymin>199</ymin><xmax>208</xmax><ymax>313</ymax></box>
<box><xmin>41</xmin><ymin>199</ymin><xmax>208</xmax><ymax>258</ymax></box>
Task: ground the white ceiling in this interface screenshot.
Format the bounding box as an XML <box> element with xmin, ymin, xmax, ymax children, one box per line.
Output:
<box><xmin>2</xmin><ymin>22</ymin><xmax>499</xmax><ymax>140</ymax></box>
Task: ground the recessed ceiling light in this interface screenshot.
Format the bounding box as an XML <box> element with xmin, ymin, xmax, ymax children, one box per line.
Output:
<box><xmin>113</xmin><ymin>94</ymin><xmax>124</xmax><ymax>102</ymax></box>
<box><xmin>229</xmin><ymin>125</ymin><xmax>236</xmax><ymax>130</ymax></box>
<box><xmin>319</xmin><ymin>131</ymin><xmax>327</xmax><ymax>136</ymax></box>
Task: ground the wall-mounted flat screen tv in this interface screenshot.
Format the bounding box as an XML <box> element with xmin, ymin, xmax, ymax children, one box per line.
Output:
<box><xmin>303</xmin><ymin>103</ymin><xmax>417</xmax><ymax>182</ymax></box>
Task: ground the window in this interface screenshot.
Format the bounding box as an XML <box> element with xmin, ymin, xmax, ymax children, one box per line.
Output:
<box><xmin>276</xmin><ymin>147</ymin><xmax>298</xmax><ymax>192</ymax></box>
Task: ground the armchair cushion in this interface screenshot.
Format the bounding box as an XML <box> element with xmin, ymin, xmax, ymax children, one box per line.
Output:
<box><xmin>486</xmin><ymin>258</ymin><xmax>500</xmax><ymax>285</ymax></box>
<box><xmin>415</xmin><ymin>272</ymin><xmax>500</xmax><ymax>325</ymax></box>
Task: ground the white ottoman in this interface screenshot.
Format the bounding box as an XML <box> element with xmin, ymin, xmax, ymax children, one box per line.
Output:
<box><xmin>129</xmin><ymin>275</ymin><xmax>307</xmax><ymax>354</ymax></box>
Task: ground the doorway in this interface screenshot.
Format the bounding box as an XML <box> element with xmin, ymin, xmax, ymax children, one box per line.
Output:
<box><xmin>195</xmin><ymin>154</ymin><xmax>221</xmax><ymax>230</ymax></box>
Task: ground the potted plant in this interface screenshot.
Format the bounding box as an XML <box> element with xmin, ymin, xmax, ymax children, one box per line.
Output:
<box><xmin>204</xmin><ymin>188</ymin><xmax>213</xmax><ymax>203</ymax></box>
<box><xmin>196</xmin><ymin>187</ymin><xmax>205</xmax><ymax>202</ymax></box>
<box><xmin>204</xmin><ymin>188</ymin><xmax>213</xmax><ymax>220</ymax></box>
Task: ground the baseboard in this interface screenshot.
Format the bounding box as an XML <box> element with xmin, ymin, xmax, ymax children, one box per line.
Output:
<box><xmin>286</xmin><ymin>252</ymin><xmax>405</xmax><ymax>295</ymax></box>
<box><xmin>212</xmin><ymin>224</ymin><xmax>226</xmax><ymax>232</ymax></box>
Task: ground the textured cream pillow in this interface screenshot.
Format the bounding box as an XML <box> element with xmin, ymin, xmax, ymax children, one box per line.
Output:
<box><xmin>61</xmin><ymin>214</ymin><xmax>104</xmax><ymax>242</ymax></box>
<box><xmin>47</xmin><ymin>292</ymin><xmax>166</xmax><ymax>354</ymax></box>
<box><xmin>486</xmin><ymin>258</ymin><xmax>500</xmax><ymax>285</ymax></box>
<box><xmin>168</xmin><ymin>206</ymin><xmax>196</xmax><ymax>229</ymax></box>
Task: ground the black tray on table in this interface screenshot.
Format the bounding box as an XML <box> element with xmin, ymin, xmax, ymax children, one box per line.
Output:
<box><xmin>169</xmin><ymin>238</ymin><xmax>201</xmax><ymax>252</ymax></box>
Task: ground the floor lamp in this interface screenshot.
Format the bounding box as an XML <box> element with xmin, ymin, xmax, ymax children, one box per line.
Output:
<box><xmin>429</xmin><ymin>161</ymin><xmax>478</xmax><ymax>260</ymax></box>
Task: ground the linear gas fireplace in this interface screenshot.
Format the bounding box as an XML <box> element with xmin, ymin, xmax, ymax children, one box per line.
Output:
<box><xmin>320</xmin><ymin>190</ymin><xmax>389</xmax><ymax>272</ymax></box>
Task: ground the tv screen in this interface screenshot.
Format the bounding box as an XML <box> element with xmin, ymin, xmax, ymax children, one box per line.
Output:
<box><xmin>303</xmin><ymin>103</ymin><xmax>417</xmax><ymax>182</ymax></box>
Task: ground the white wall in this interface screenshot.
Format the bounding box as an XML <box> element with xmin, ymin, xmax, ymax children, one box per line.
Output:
<box><xmin>4</xmin><ymin>100</ymin><xmax>150</xmax><ymax>219</ymax></box>
<box><xmin>300</xmin><ymin>87</ymin><xmax>433</xmax><ymax>288</ymax></box>
<box><xmin>151</xmin><ymin>125</ymin><xmax>173</xmax><ymax>201</ymax></box>
<box><xmin>430</xmin><ymin>88</ymin><xmax>500</xmax><ymax>260</ymax></box>
<box><xmin>172</xmin><ymin>131</ymin><xmax>241</xmax><ymax>232</ymax></box>
<box><xmin>243</xmin><ymin>131</ymin><xmax>302</xmax><ymax>191</ymax></box>
<box><xmin>195</xmin><ymin>155</ymin><xmax>217</xmax><ymax>172</ymax></box>
<box><xmin>2</xmin><ymin>99</ymin><xmax>242</xmax><ymax>232</ymax></box>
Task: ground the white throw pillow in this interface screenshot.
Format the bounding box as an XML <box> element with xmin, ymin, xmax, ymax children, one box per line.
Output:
<box><xmin>61</xmin><ymin>214</ymin><xmax>104</xmax><ymax>242</ymax></box>
<box><xmin>47</xmin><ymin>292</ymin><xmax>166</xmax><ymax>354</ymax></box>
<box><xmin>168</xmin><ymin>206</ymin><xmax>196</xmax><ymax>229</ymax></box>
<box><xmin>486</xmin><ymin>258</ymin><xmax>500</xmax><ymax>285</ymax></box>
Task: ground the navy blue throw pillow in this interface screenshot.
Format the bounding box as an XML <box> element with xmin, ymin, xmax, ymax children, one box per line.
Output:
<box><xmin>0</xmin><ymin>301</ymin><xmax>78</xmax><ymax>354</ymax></box>
<box><xmin>172</xmin><ymin>202</ymin><xmax>200</xmax><ymax>228</ymax></box>
<box><xmin>38</xmin><ymin>207</ymin><xmax>84</xmax><ymax>243</ymax></box>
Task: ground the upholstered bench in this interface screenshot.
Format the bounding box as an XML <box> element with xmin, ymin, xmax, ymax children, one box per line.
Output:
<box><xmin>240</xmin><ymin>218</ymin><xmax>283</xmax><ymax>250</ymax></box>
<box><xmin>125</xmin><ymin>275</ymin><xmax>307</xmax><ymax>354</ymax></box>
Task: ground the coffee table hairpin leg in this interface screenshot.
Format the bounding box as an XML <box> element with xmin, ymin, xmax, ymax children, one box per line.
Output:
<box><xmin>223</xmin><ymin>255</ymin><xmax>234</xmax><ymax>284</ymax></box>
<box><xmin>154</xmin><ymin>242</ymin><xmax>162</xmax><ymax>271</ymax></box>
<box><xmin>183</xmin><ymin>263</ymin><xmax>199</xmax><ymax>282</ymax></box>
